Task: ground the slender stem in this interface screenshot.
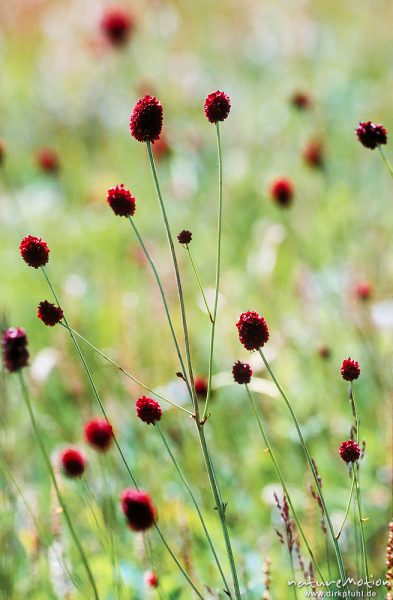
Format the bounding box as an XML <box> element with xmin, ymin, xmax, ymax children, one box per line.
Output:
<box><xmin>378</xmin><ymin>146</ymin><xmax>393</xmax><ymax>179</ymax></box>
<box><xmin>353</xmin><ymin>466</ymin><xmax>369</xmax><ymax>580</ymax></box>
<box><xmin>146</xmin><ymin>141</ymin><xmax>198</xmax><ymax>417</ymax></box>
<box><xmin>349</xmin><ymin>383</ymin><xmax>360</xmax><ymax>445</ymax></box>
<box><xmin>245</xmin><ymin>385</ymin><xmax>325</xmax><ymax>581</ymax></box>
<box><xmin>186</xmin><ymin>246</ymin><xmax>213</xmax><ymax>323</ymax></box>
<box><xmin>145</xmin><ymin>138</ymin><xmax>241</xmax><ymax>597</ymax></box>
<box><xmin>202</xmin><ymin>123</ymin><xmax>223</xmax><ymax>421</ymax></box>
<box><xmin>18</xmin><ymin>372</ymin><xmax>100</xmax><ymax>600</ymax></box>
<box><xmin>58</xmin><ymin>323</ymin><xmax>193</xmax><ymax>417</ymax></box>
<box><xmin>335</xmin><ymin>475</ymin><xmax>355</xmax><ymax>540</ymax></box>
<box><xmin>156</xmin><ymin>423</ymin><xmax>231</xmax><ymax>595</ymax></box>
<box><xmin>41</xmin><ymin>268</ymin><xmax>202</xmax><ymax>596</ymax></box>
<box><xmin>258</xmin><ymin>349</ymin><xmax>348</xmax><ymax>586</ymax></box>
<box><xmin>128</xmin><ymin>216</ymin><xmax>191</xmax><ymax>397</ymax></box>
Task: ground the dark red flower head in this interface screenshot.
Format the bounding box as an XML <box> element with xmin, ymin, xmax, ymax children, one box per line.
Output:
<box><xmin>36</xmin><ymin>148</ymin><xmax>60</xmax><ymax>174</ymax></box>
<box><xmin>20</xmin><ymin>235</ymin><xmax>50</xmax><ymax>268</ymax></box>
<box><xmin>194</xmin><ymin>376</ymin><xmax>208</xmax><ymax>398</ymax></box>
<box><xmin>318</xmin><ymin>345</ymin><xmax>331</xmax><ymax>360</ymax></box>
<box><xmin>37</xmin><ymin>301</ymin><xmax>63</xmax><ymax>326</ymax></box>
<box><xmin>339</xmin><ymin>440</ymin><xmax>361</xmax><ymax>464</ymax></box>
<box><xmin>232</xmin><ymin>360</ymin><xmax>252</xmax><ymax>384</ymax></box>
<box><xmin>84</xmin><ymin>418</ymin><xmax>114</xmax><ymax>452</ymax></box>
<box><xmin>60</xmin><ymin>448</ymin><xmax>86</xmax><ymax>478</ymax></box>
<box><xmin>136</xmin><ymin>396</ymin><xmax>162</xmax><ymax>425</ymax></box>
<box><xmin>177</xmin><ymin>229</ymin><xmax>192</xmax><ymax>245</ymax></box>
<box><xmin>355</xmin><ymin>281</ymin><xmax>373</xmax><ymax>301</ymax></box>
<box><xmin>291</xmin><ymin>92</ymin><xmax>312</xmax><ymax>110</ymax></box>
<box><xmin>2</xmin><ymin>327</ymin><xmax>29</xmax><ymax>372</ymax></box>
<box><xmin>303</xmin><ymin>140</ymin><xmax>324</xmax><ymax>169</ymax></box>
<box><xmin>236</xmin><ymin>311</ymin><xmax>269</xmax><ymax>351</ymax></box>
<box><xmin>144</xmin><ymin>570</ymin><xmax>159</xmax><ymax>588</ymax></box>
<box><xmin>120</xmin><ymin>488</ymin><xmax>157</xmax><ymax>531</ymax></box>
<box><xmin>270</xmin><ymin>178</ymin><xmax>294</xmax><ymax>208</ymax></box>
<box><xmin>204</xmin><ymin>91</ymin><xmax>231</xmax><ymax>123</ymax></box>
<box><xmin>340</xmin><ymin>358</ymin><xmax>360</xmax><ymax>381</ymax></box>
<box><xmin>130</xmin><ymin>95</ymin><xmax>163</xmax><ymax>143</ymax></box>
<box><xmin>356</xmin><ymin>121</ymin><xmax>387</xmax><ymax>149</ymax></box>
<box><xmin>0</xmin><ymin>139</ymin><xmax>5</xmax><ymax>166</ymax></box>
<box><xmin>107</xmin><ymin>184</ymin><xmax>136</xmax><ymax>217</ymax></box>
<box><xmin>100</xmin><ymin>7</ymin><xmax>133</xmax><ymax>47</ymax></box>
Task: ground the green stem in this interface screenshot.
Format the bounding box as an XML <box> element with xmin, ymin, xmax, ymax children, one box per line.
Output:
<box><xmin>18</xmin><ymin>372</ymin><xmax>99</xmax><ymax>600</ymax></box>
<box><xmin>335</xmin><ymin>475</ymin><xmax>355</xmax><ymax>540</ymax></box>
<box><xmin>349</xmin><ymin>383</ymin><xmax>360</xmax><ymax>445</ymax></box>
<box><xmin>58</xmin><ymin>322</ymin><xmax>193</xmax><ymax>417</ymax></box>
<box><xmin>186</xmin><ymin>246</ymin><xmax>213</xmax><ymax>323</ymax></box>
<box><xmin>203</xmin><ymin>123</ymin><xmax>223</xmax><ymax>421</ymax></box>
<box><xmin>378</xmin><ymin>146</ymin><xmax>393</xmax><ymax>179</ymax></box>
<box><xmin>145</xmin><ymin>140</ymin><xmax>241</xmax><ymax>597</ymax></box>
<box><xmin>353</xmin><ymin>466</ymin><xmax>369</xmax><ymax>580</ymax></box>
<box><xmin>156</xmin><ymin>424</ymin><xmax>231</xmax><ymax>595</ymax></box>
<box><xmin>258</xmin><ymin>349</ymin><xmax>347</xmax><ymax>587</ymax></box>
<box><xmin>245</xmin><ymin>385</ymin><xmax>325</xmax><ymax>582</ymax></box>
<box><xmin>128</xmin><ymin>216</ymin><xmax>191</xmax><ymax>396</ymax></box>
<box><xmin>42</xmin><ymin>268</ymin><xmax>202</xmax><ymax>596</ymax></box>
<box><xmin>146</xmin><ymin>141</ymin><xmax>198</xmax><ymax>417</ymax></box>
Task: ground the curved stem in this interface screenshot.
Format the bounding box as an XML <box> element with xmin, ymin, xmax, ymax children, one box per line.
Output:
<box><xmin>156</xmin><ymin>424</ymin><xmax>231</xmax><ymax>595</ymax></box>
<box><xmin>245</xmin><ymin>385</ymin><xmax>325</xmax><ymax>582</ymax></box>
<box><xmin>128</xmin><ymin>216</ymin><xmax>191</xmax><ymax>398</ymax></box>
<box><xmin>353</xmin><ymin>466</ymin><xmax>369</xmax><ymax>580</ymax></box>
<box><xmin>378</xmin><ymin>146</ymin><xmax>393</xmax><ymax>180</ymax></box>
<box><xmin>41</xmin><ymin>268</ymin><xmax>202</xmax><ymax>596</ymax></box>
<box><xmin>203</xmin><ymin>123</ymin><xmax>223</xmax><ymax>421</ymax></box>
<box><xmin>258</xmin><ymin>349</ymin><xmax>348</xmax><ymax>587</ymax></box>
<box><xmin>335</xmin><ymin>475</ymin><xmax>355</xmax><ymax>540</ymax></box>
<box><xmin>18</xmin><ymin>372</ymin><xmax>100</xmax><ymax>600</ymax></box>
<box><xmin>58</xmin><ymin>323</ymin><xmax>193</xmax><ymax>417</ymax></box>
<box><xmin>146</xmin><ymin>141</ymin><xmax>198</xmax><ymax>417</ymax></box>
<box><xmin>186</xmin><ymin>246</ymin><xmax>213</xmax><ymax>323</ymax></box>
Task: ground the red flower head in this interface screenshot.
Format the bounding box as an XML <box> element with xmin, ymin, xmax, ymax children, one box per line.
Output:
<box><xmin>152</xmin><ymin>134</ymin><xmax>171</xmax><ymax>161</ymax></box>
<box><xmin>2</xmin><ymin>327</ymin><xmax>29</xmax><ymax>372</ymax></box>
<box><xmin>303</xmin><ymin>140</ymin><xmax>324</xmax><ymax>169</ymax></box>
<box><xmin>318</xmin><ymin>345</ymin><xmax>331</xmax><ymax>360</ymax></box>
<box><xmin>20</xmin><ymin>235</ymin><xmax>50</xmax><ymax>268</ymax></box>
<box><xmin>355</xmin><ymin>281</ymin><xmax>373</xmax><ymax>301</ymax></box>
<box><xmin>144</xmin><ymin>570</ymin><xmax>159</xmax><ymax>588</ymax></box>
<box><xmin>100</xmin><ymin>7</ymin><xmax>133</xmax><ymax>47</ymax></box>
<box><xmin>136</xmin><ymin>396</ymin><xmax>162</xmax><ymax>425</ymax></box>
<box><xmin>269</xmin><ymin>178</ymin><xmax>294</xmax><ymax>208</ymax></box>
<box><xmin>177</xmin><ymin>229</ymin><xmax>192</xmax><ymax>245</ymax></box>
<box><xmin>0</xmin><ymin>139</ymin><xmax>5</xmax><ymax>166</ymax></box>
<box><xmin>194</xmin><ymin>376</ymin><xmax>208</xmax><ymax>398</ymax></box>
<box><xmin>204</xmin><ymin>91</ymin><xmax>231</xmax><ymax>123</ymax></box>
<box><xmin>339</xmin><ymin>440</ymin><xmax>361</xmax><ymax>464</ymax></box>
<box><xmin>120</xmin><ymin>488</ymin><xmax>157</xmax><ymax>531</ymax></box>
<box><xmin>291</xmin><ymin>92</ymin><xmax>312</xmax><ymax>110</ymax></box>
<box><xmin>130</xmin><ymin>95</ymin><xmax>163</xmax><ymax>143</ymax></box>
<box><xmin>37</xmin><ymin>301</ymin><xmax>63</xmax><ymax>326</ymax></box>
<box><xmin>340</xmin><ymin>357</ymin><xmax>360</xmax><ymax>381</ymax></box>
<box><xmin>36</xmin><ymin>148</ymin><xmax>60</xmax><ymax>174</ymax></box>
<box><xmin>356</xmin><ymin>121</ymin><xmax>387</xmax><ymax>150</ymax></box>
<box><xmin>232</xmin><ymin>360</ymin><xmax>252</xmax><ymax>384</ymax></box>
<box><xmin>236</xmin><ymin>311</ymin><xmax>269</xmax><ymax>351</ymax></box>
<box><xmin>107</xmin><ymin>184</ymin><xmax>136</xmax><ymax>217</ymax></box>
<box><xmin>84</xmin><ymin>418</ymin><xmax>113</xmax><ymax>452</ymax></box>
<box><xmin>60</xmin><ymin>448</ymin><xmax>86</xmax><ymax>478</ymax></box>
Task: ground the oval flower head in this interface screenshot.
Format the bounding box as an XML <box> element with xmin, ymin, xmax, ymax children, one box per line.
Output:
<box><xmin>20</xmin><ymin>235</ymin><xmax>50</xmax><ymax>268</ymax></box>
<box><xmin>204</xmin><ymin>90</ymin><xmax>231</xmax><ymax>123</ymax></box>
<box><xmin>130</xmin><ymin>95</ymin><xmax>163</xmax><ymax>143</ymax></box>
<box><xmin>120</xmin><ymin>488</ymin><xmax>157</xmax><ymax>531</ymax></box>
<box><xmin>236</xmin><ymin>311</ymin><xmax>269</xmax><ymax>351</ymax></box>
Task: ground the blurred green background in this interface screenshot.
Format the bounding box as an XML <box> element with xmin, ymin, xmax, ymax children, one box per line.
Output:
<box><xmin>1</xmin><ymin>0</ymin><xmax>392</xmax><ymax>598</ymax></box>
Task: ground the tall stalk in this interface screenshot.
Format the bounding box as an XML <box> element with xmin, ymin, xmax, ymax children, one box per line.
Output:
<box><xmin>353</xmin><ymin>467</ymin><xmax>369</xmax><ymax>580</ymax></box>
<box><xmin>18</xmin><ymin>372</ymin><xmax>100</xmax><ymax>600</ymax></box>
<box><xmin>203</xmin><ymin>123</ymin><xmax>223</xmax><ymax>421</ymax></box>
<box><xmin>145</xmin><ymin>140</ymin><xmax>241</xmax><ymax>599</ymax></box>
<box><xmin>245</xmin><ymin>385</ymin><xmax>325</xmax><ymax>581</ymax></box>
<box><xmin>40</xmin><ymin>268</ymin><xmax>204</xmax><ymax>598</ymax></box>
<box><xmin>258</xmin><ymin>349</ymin><xmax>348</xmax><ymax>587</ymax></box>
